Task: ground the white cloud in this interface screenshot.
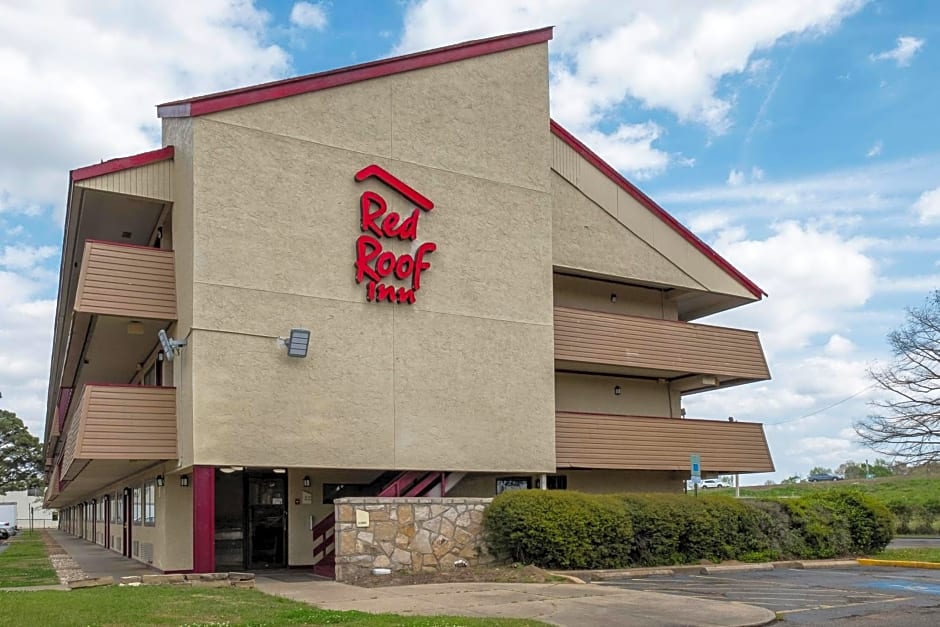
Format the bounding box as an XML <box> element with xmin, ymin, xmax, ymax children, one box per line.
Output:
<box><xmin>726</xmin><ymin>166</ymin><xmax>763</xmax><ymax>186</ymax></box>
<box><xmin>576</xmin><ymin>122</ymin><xmax>670</xmax><ymax>179</ymax></box>
<box><xmin>710</xmin><ymin>221</ymin><xmax>876</xmax><ymax>354</ymax></box>
<box><xmin>395</xmin><ymin>0</ymin><xmax>863</xmax><ymax>175</ymax></box>
<box><xmin>0</xmin><ymin>244</ymin><xmax>57</xmax><ymax>270</ymax></box>
<box><xmin>290</xmin><ymin>1</ymin><xmax>328</xmax><ymax>31</ymax></box>
<box><xmin>0</xmin><ymin>0</ymin><xmax>290</xmax><ymax>212</ymax></box>
<box><xmin>913</xmin><ymin>187</ymin><xmax>940</xmax><ymax>224</ymax></box>
<box><xmin>0</xmin><ymin>1</ymin><xmax>294</xmax><ymax>435</ymax></box>
<box><xmin>662</xmin><ymin>155</ymin><xmax>940</xmax><ymax>219</ymax></box>
<box><xmin>687</xmin><ymin>211</ymin><xmax>731</xmax><ymax>235</ymax></box>
<box><xmin>877</xmin><ymin>273</ymin><xmax>940</xmax><ymax>293</ymax></box>
<box><xmin>870</xmin><ymin>36</ymin><xmax>925</xmax><ymax>67</ymax></box>
<box><xmin>824</xmin><ymin>333</ymin><xmax>855</xmax><ymax>356</ymax></box>
<box><xmin>866</xmin><ymin>140</ymin><xmax>883</xmax><ymax>158</ymax></box>
<box><xmin>0</xmin><ymin>253</ymin><xmax>57</xmax><ymax>434</ymax></box>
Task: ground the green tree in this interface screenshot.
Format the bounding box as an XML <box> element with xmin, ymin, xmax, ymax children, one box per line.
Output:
<box><xmin>0</xmin><ymin>409</ymin><xmax>44</xmax><ymax>494</ymax></box>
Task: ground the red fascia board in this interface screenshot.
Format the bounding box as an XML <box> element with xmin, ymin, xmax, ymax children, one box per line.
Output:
<box><xmin>549</xmin><ymin>120</ymin><xmax>766</xmax><ymax>299</ymax></box>
<box><xmin>70</xmin><ymin>146</ymin><xmax>174</xmax><ymax>183</ymax></box>
<box><xmin>157</xmin><ymin>26</ymin><xmax>554</xmax><ymax>118</ymax></box>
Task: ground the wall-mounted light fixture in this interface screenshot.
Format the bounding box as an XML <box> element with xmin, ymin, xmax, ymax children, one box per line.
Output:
<box><xmin>303</xmin><ymin>476</ymin><xmax>311</xmax><ymax>488</ymax></box>
<box><xmin>180</xmin><ymin>475</ymin><xmax>190</xmax><ymax>487</ymax></box>
<box><xmin>156</xmin><ymin>475</ymin><xmax>165</xmax><ymax>487</ymax></box>
<box><xmin>158</xmin><ymin>329</ymin><xmax>187</xmax><ymax>362</ymax></box>
<box><xmin>610</xmin><ymin>293</ymin><xmax>618</xmax><ymax>303</ymax></box>
<box><xmin>279</xmin><ymin>328</ymin><xmax>311</xmax><ymax>358</ymax></box>
<box><xmin>614</xmin><ymin>385</ymin><xmax>622</xmax><ymax>396</ymax></box>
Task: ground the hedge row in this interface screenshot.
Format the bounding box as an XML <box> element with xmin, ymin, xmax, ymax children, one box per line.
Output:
<box><xmin>883</xmin><ymin>500</ymin><xmax>940</xmax><ymax>535</ymax></box>
<box><xmin>484</xmin><ymin>490</ymin><xmax>894</xmax><ymax>569</ymax></box>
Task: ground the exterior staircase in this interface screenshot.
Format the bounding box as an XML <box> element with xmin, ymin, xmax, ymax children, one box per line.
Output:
<box><xmin>311</xmin><ymin>470</ymin><xmax>465</xmax><ymax>578</ymax></box>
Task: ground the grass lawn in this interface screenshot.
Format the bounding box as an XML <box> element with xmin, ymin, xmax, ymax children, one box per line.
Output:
<box><xmin>871</xmin><ymin>547</ymin><xmax>940</xmax><ymax>563</ymax></box>
<box><xmin>0</xmin><ymin>531</ymin><xmax>59</xmax><ymax>587</ymax></box>
<box><xmin>0</xmin><ymin>586</ymin><xmax>547</xmax><ymax>626</ymax></box>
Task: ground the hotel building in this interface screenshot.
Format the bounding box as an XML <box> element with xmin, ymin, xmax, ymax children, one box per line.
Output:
<box><xmin>43</xmin><ymin>27</ymin><xmax>773</xmax><ymax>576</ymax></box>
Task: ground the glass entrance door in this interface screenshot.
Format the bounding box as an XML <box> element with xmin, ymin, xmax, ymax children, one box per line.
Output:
<box><xmin>246</xmin><ymin>474</ymin><xmax>287</xmax><ymax>569</ymax></box>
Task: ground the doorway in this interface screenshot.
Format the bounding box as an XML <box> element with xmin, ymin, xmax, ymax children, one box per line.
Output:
<box><xmin>213</xmin><ymin>470</ymin><xmax>288</xmax><ymax>570</ymax></box>
<box><xmin>247</xmin><ymin>474</ymin><xmax>287</xmax><ymax>569</ymax></box>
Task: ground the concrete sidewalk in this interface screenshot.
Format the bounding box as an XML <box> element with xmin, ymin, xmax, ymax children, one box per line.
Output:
<box><xmin>256</xmin><ymin>578</ymin><xmax>776</xmax><ymax>627</ymax></box>
<box><xmin>48</xmin><ymin>530</ymin><xmax>155</xmax><ymax>581</ymax></box>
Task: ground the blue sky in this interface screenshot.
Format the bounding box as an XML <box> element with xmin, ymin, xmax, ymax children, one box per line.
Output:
<box><xmin>1</xmin><ymin>1</ymin><xmax>938</xmax><ymax>483</ymax></box>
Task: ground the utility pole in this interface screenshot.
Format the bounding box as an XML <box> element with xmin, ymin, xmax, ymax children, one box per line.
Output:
<box><xmin>735</xmin><ymin>474</ymin><xmax>740</xmax><ymax>498</ymax></box>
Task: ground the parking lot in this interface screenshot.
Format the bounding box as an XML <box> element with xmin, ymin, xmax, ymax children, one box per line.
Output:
<box><xmin>602</xmin><ymin>565</ymin><xmax>940</xmax><ymax>625</ymax></box>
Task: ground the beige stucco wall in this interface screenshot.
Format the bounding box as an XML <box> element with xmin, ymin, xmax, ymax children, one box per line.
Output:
<box><xmin>551</xmin><ymin>135</ymin><xmax>757</xmax><ymax>301</ymax></box>
<box><xmin>553</xmin><ymin>274</ymin><xmax>678</xmax><ymax>320</ymax></box>
<box><xmin>183</xmin><ymin>43</ymin><xmax>556</xmax><ymax>474</ymax></box>
<box><xmin>162</xmin><ymin>118</ymin><xmax>195</xmax><ymax>471</ymax></box>
<box><xmin>555</xmin><ymin>373</ymin><xmax>679</xmax><ymax>418</ymax></box>
<box><xmin>552</xmin><ymin>172</ymin><xmax>702</xmax><ymax>291</ymax></box>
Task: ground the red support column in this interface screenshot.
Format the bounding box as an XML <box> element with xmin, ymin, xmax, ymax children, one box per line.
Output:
<box><xmin>192</xmin><ymin>466</ymin><xmax>215</xmax><ymax>573</ymax></box>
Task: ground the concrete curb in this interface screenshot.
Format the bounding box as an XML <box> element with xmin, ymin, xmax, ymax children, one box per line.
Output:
<box><xmin>560</xmin><ymin>558</ymin><xmax>867</xmax><ymax>581</ymax></box>
<box><xmin>702</xmin><ymin>563</ymin><xmax>774</xmax><ymax>575</ymax></box>
<box><xmin>857</xmin><ymin>558</ymin><xmax>940</xmax><ymax>570</ymax></box>
<box><xmin>797</xmin><ymin>559</ymin><xmax>859</xmax><ymax>569</ymax></box>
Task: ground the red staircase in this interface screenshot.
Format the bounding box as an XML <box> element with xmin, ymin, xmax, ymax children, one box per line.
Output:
<box><xmin>311</xmin><ymin>471</ymin><xmax>447</xmax><ymax>578</ymax></box>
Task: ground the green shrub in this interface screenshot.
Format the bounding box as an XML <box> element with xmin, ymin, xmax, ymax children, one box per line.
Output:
<box><xmin>484</xmin><ymin>490</ymin><xmax>633</xmax><ymax>569</ymax></box>
<box><xmin>484</xmin><ymin>488</ymin><xmax>895</xmax><ymax>570</ymax></box>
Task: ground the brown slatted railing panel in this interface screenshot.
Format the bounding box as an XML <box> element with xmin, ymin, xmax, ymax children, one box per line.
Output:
<box><xmin>555</xmin><ymin>412</ymin><xmax>774</xmax><ymax>473</ymax></box>
<box><xmin>75</xmin><ymin>385</ymin><xmax>178</xmax><ymax>460</ymax></box>
<box><xmin>554</xmin><ymin>306</ymin><xmax>770</xmax><ymax>379</ymax></box>
<box><xmin>74</xmin><ymin>241</ymin><xmax>177</xmax><ymax>320</ymax></box>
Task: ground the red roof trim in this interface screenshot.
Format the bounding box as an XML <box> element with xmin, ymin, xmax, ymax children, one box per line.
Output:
<box><xmin>550</xmin><ymin>120</ymin><xmax>766</xmax><ymax>299</ymax></box>
<box><xmin>70</xmin><ymin>146</ymin><xmax>174</xmax><ymax>183</ymax></box>
<box><xmin>157</xmin><ymin>26</ymin><xmax>554</xmax><ymax>118</ymax></box>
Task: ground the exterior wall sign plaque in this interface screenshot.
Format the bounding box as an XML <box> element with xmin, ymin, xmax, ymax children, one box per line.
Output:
<box><xmin>354</xmin><ymin>164</ymin><xmax>436</xmax><ymax>304</ymax></box>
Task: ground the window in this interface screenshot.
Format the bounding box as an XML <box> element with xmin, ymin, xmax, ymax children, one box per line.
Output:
<box><xmin>495</xmin><ymin>476</ymin><xmax>532</xmax><ymax>495</ymax></box>
<box><xmin>547</xmin><ymin>475</ymin><xmax>568</xmax><ymax>490</ymax></box>
<box><xmin>132</xmin><ymin>486</ymin><xmax>142</xmax><ymax>526</ymax></box>
<box><xmin>144</xmin><ymin>481</ymin><xmax>156</xmax><ymax>526</ymax></box>
<box><xmin>112</xmin><ymin>493</ymin><xmax>123</xmax><ymax>523</ymax></box>
<box><xmin>96</xmin><ymin>498</ymin><xmax>104</xmax><ymax>522</ymax></box>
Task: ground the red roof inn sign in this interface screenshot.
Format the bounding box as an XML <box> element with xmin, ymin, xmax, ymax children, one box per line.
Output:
<box><xmin>354</xmin><ymin>165</ymin><xmax>436</xmax><ymax>305</ymax></box>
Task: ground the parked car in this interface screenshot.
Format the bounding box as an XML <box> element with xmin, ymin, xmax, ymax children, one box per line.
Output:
<box><xmin>0</xmin><ymin>521</ymin><xmax>15</xmax><ymax>536</ymax></box>
<box><xmin>698</xmin><ymin>478</ymin><xmax>725</xmax><ymax>489</ymax></box>
<box><xmin>807</xmin><ymin>473</ymin><xmax>842</xmax><ymax>482</ymax></box>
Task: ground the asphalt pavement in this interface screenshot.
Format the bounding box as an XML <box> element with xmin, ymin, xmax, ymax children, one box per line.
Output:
<box><xmin>602</xmin><ymin>565</ymin><xmax>940</xmax><ymax>625</ymax></box>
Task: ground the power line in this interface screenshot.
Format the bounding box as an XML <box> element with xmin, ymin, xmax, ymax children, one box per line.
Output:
<box><xmin>766</xmin><ymin>384</ymin><xmax>876</xmax><ymax>426</ymax></box>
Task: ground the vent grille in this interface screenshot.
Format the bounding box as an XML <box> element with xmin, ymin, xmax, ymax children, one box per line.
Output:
<box><xmin>132</xmin><ymin>540</ymin><xmax>139</xmax><ymax>557</ymax></box>
<box><xmin>141</xmin><ymin>542</ymin><xmax>154</xmax><ymax>563</ymax></box>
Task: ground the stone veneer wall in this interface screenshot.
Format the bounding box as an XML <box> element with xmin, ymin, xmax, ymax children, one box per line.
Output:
<box><xmin>333</xmin><ymin>497</ymin><xmax>494</xmax><ymax>582</ymax></box>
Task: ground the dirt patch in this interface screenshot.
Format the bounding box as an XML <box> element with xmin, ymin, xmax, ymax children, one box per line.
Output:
<box><xmin>350</xmin><ymin>564</ymin><xmax>566</xmax><ymax>588</ymax></box>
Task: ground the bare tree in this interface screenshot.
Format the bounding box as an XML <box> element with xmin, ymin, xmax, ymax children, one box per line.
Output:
<box><xmin>855</xmin><ymin>291</ymin><xmax>940</xmax><ymax>464</ymax></box>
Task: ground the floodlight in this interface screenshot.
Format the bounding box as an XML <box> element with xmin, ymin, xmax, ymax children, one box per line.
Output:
<box><xmin>285</xmin><ymin>328</ymin><xmax>310</xmax><ymax>358</ymax></box>
<box><xmin>158</xmin><ymin>329</ymin><xmax>187</xmax><ymax>361</ymax></box>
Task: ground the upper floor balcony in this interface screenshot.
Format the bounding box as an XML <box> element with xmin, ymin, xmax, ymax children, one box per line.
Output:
<box><xmin>56</xmin><ymin>384</ymin><xmax>177</xmax><ymax>501</ymax></box>
<box><xmin>553</xmin><ymin>306</ymin><xmax>770</xmax><ymax>394</ymax></box>
<box><xmin>556</xmin><ymin>411</ymin><xmax>774</xmax><ymax>475</ymax></box>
